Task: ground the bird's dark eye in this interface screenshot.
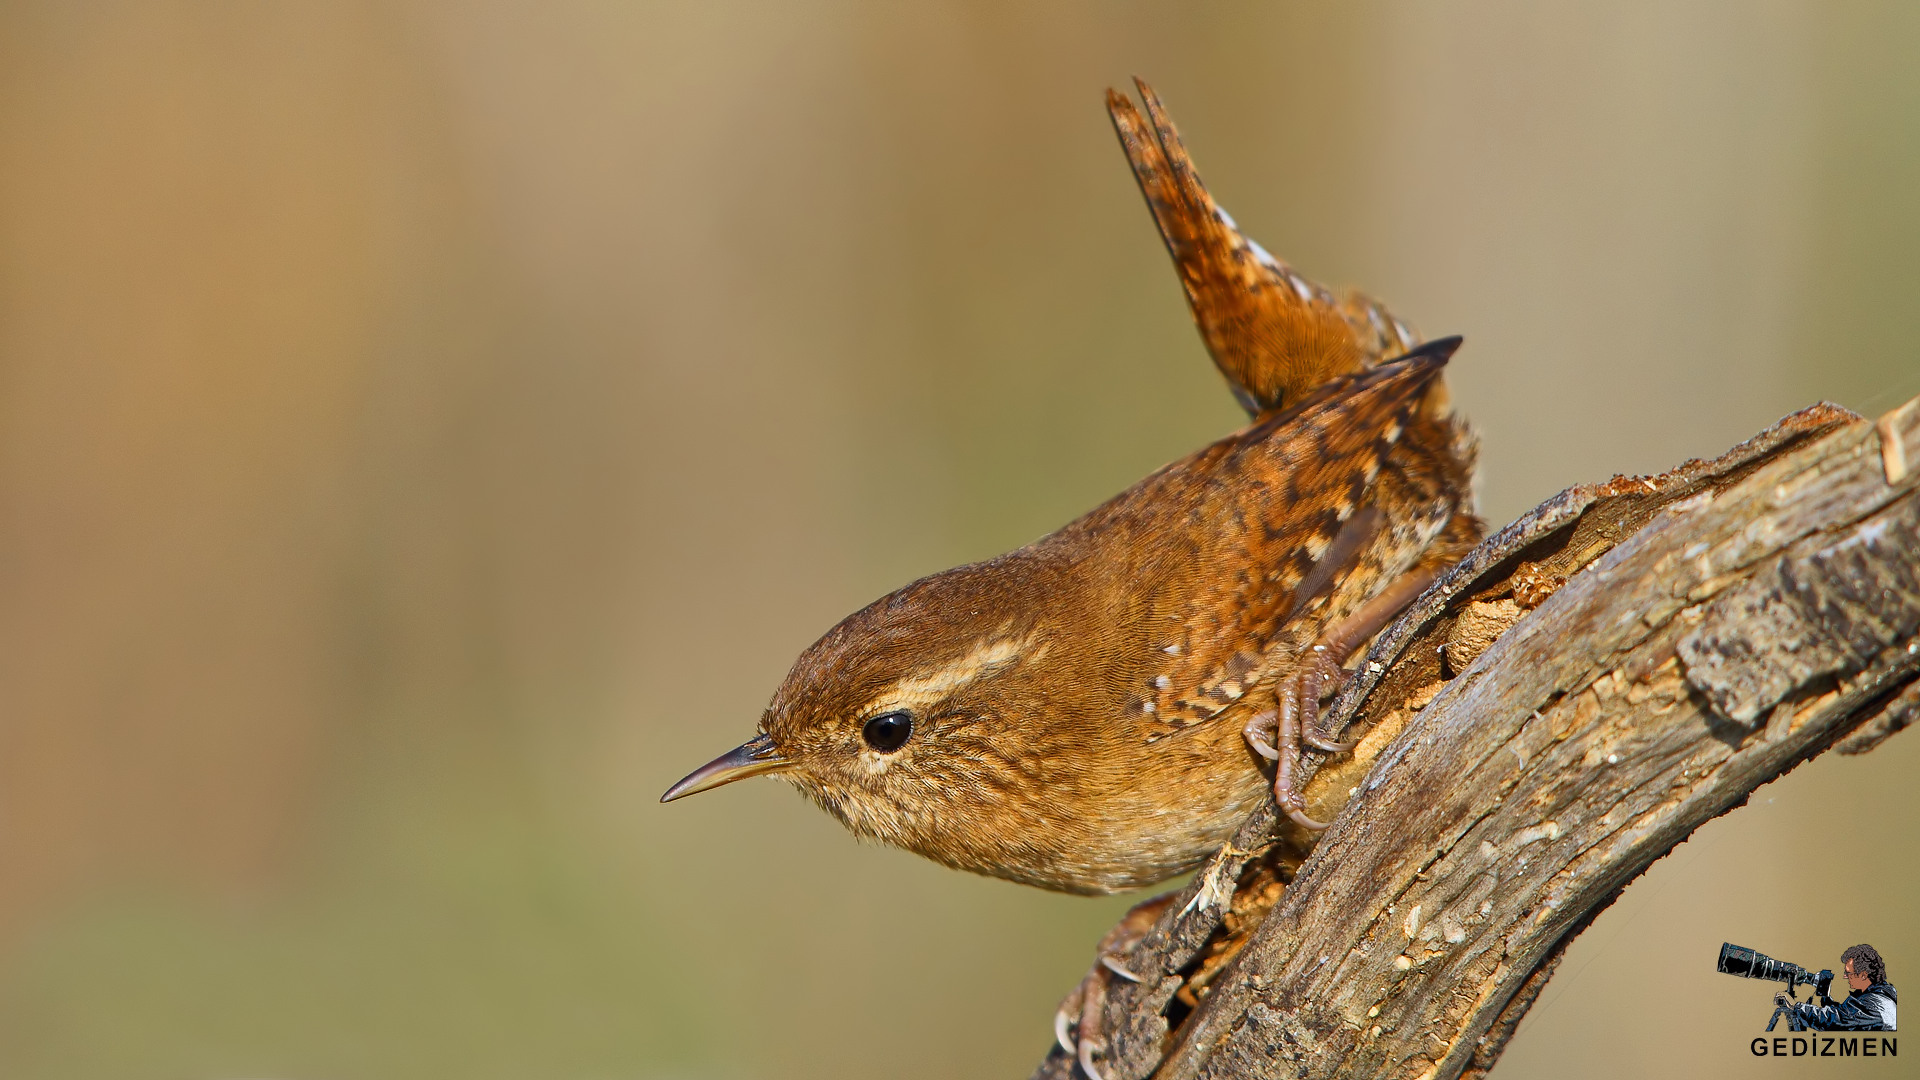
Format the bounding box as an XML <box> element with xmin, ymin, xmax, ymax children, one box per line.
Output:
<box><xmin>861</xmin><ymin>710</ymin><xmax>914</xmax><ymax>753</ymax></box>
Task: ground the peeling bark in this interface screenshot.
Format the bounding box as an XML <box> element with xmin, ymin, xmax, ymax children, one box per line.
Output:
<box><xmin>1032</xmin><ymin>396</ymin><xmax>1920</xmax><ymax>1080</ymax></box>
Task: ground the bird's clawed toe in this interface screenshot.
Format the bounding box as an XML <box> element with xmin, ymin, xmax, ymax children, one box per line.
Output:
<box><xmin>1054</xmin><ymin>891</ymin><xmax>1174</xmax><ymax>1077</ymax></box>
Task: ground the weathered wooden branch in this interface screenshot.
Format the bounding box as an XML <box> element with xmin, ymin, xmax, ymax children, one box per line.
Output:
<box><xmin>1033</xmin><ymin>393</ymin><xmax>1920</xmax><ymax>1080</ymax></box>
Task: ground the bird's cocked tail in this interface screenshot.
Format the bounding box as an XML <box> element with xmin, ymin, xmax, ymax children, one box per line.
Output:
<box><xmin>1108</xmin><ymin>79</ymin><xmax>1426</xmax><ymax>417</ymax></box>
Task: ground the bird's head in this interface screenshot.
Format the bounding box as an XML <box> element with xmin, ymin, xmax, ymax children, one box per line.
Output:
<box><xmin>661</xmin><ymin>554</ymin><xmax>1133</xmax><ymax>888</ymax></box>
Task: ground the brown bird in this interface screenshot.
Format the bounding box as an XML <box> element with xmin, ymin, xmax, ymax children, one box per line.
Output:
<box><xmin>663</xmin><ymin>80</ymin><xmax>1480</xmax><ymax>892</ymax></box>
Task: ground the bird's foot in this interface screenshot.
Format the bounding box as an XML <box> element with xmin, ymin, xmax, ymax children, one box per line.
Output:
<box><xmin>1273</xmin><ymin>672</ymin><xmax>1334</xmax><ymax>830</ymax></box>
<box><xmin>1297</xmin><ymin>646</ymin><xmax>1357</xmax><ymax>752</ymax></box>
<box><xmin>1055</xmin><ymin>891</ymin><xmax>1174</xmax><ymax>1079</ymax></box>
<box><xmin>1245</xmin><ymin>662</ymin><xmax>1353</xmax><ymax>831</ymax></box>
<box><xmin>1258</xmin><ymin>565</ymin><xmax>1442</xmax><ymax>830</ymax></box>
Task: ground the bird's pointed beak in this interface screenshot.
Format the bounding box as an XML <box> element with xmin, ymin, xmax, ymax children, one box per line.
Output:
<box><xmin>661</xmin><ymin>732</ymin><xmax>791</xmax><ymax>802</ymax></box>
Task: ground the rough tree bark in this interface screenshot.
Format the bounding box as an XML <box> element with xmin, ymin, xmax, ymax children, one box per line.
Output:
<box><xmin>1034</xmin><ymin>393</ymin><xmax>1920</xmax><ymax>1080</ymax></box>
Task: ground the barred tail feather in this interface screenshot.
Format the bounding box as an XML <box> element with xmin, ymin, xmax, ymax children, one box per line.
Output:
<box><xmin>1108</xmin><ymin>79</ymin><xmax>1421</xmax><ymax>416</ymax></box>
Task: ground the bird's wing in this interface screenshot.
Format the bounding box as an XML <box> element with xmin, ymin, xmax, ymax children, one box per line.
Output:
<box><xmin>1108</xmin><ymin>79</ymin><xmax>1419</xmax><ymax>415</ymax></box>
<box><xmin>1108</xmin><ymin>345</ymin><xmax>1464</xmax><ymax>734</ymax></box>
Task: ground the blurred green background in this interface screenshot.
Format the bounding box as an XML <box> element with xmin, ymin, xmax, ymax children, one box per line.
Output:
<box><xmin>1</xmin><ymin>2</ymin><xmax>1916</xmax><ymax>1078</ymax></box>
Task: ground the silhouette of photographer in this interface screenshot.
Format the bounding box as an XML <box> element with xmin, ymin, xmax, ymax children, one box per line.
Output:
<box><xmin>1775</xmin><ymin>944</ymin><xmax>1897</xmax><ymax>1031</ymax></box>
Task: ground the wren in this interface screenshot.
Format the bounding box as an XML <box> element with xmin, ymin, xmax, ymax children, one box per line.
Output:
<box><xmin>663</xmin><ymin>80</ymin><xmax>1481</xmax><ymax>896</ymax></box>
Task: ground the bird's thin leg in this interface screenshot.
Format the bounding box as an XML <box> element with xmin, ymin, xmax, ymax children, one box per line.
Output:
<box><xmin>1306</xmin><ymin>566</ymin><xmax>1438</xmax><ymax>744</ymax></box>
<box><xmin>1295</xmin><ymin>649</ymin><xmax>1356</xmax><ymax>754</ymax></box>
<box><xmin>1275</xmin><ymin>565</ymin><xmax>1442</xmax><ymax>830</ymax></box>
<box><xmin>1055</xmin><ymin>891</ymin><xmax>1175</xmax><ymax>1078</ymax></box>
<box><xmin>1247</xmin><ymin>697</ymin><xmax>1336</xmax><ymax>828</ymax></box>
<box><xmin>1272</xmin><ymin>674</ymin><xmax>1326</xmax><ymax>830</ymax></box>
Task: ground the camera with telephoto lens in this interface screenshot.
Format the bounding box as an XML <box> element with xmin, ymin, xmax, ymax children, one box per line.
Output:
<box><xmin>1717</xmin><ymin>943</ymin><xmax>1834</xmax><ymax>1031</ymax></box>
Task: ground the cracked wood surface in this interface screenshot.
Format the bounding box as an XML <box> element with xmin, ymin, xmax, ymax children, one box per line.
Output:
<box><xmin>1032</xmin><ymin>394</ymin><xmax>1920</xmax><ymax>1080</ymax></box>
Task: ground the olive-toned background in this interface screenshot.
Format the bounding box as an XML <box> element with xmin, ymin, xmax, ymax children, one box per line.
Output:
<box><xmin>1</xmin><ymin>3</ymin><xmax>1915</xmax><ymax>1078</ymax></box>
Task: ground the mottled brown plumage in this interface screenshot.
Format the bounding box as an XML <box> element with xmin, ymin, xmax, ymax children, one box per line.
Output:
<box><xmin>664</xmin><ymin>80</ymin><xmax>1482</xmax><ymax>899</ymax></box>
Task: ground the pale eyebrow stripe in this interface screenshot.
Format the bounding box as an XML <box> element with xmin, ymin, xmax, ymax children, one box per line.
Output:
<box><xmin>876</xmin><ymin>635</ymin><xmax>1030</xmax><ymax>707</ymax></box>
